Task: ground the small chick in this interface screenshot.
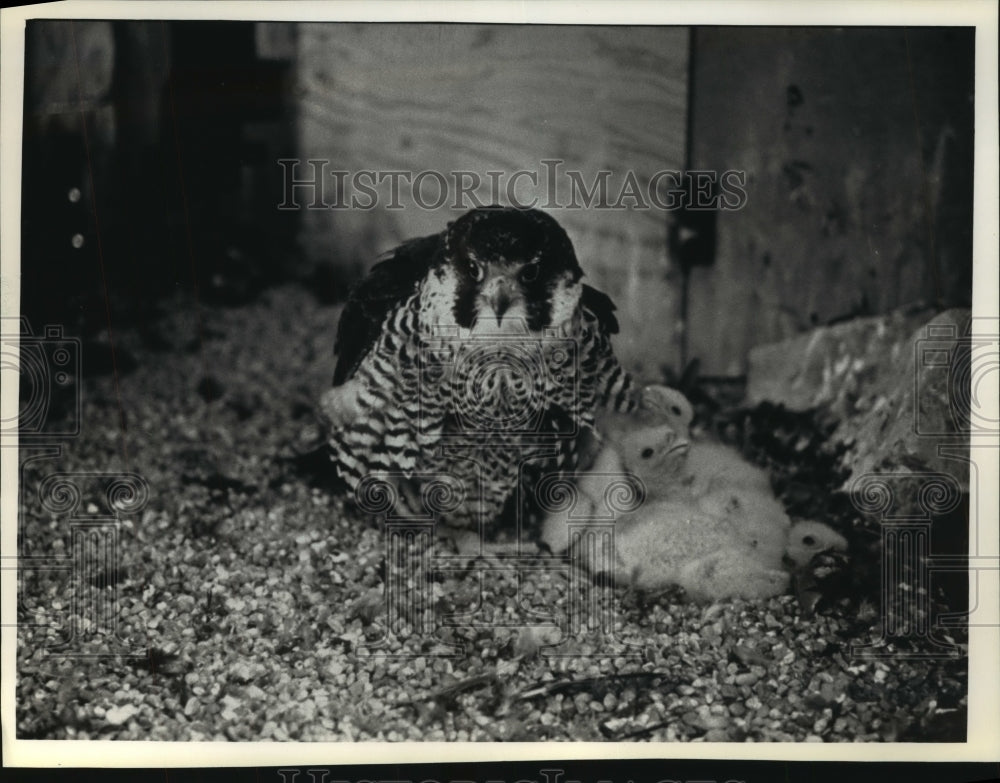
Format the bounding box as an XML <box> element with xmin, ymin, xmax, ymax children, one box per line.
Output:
<box><xmin>539</xmin><ymin>385</ymin><xmax>692</xmax><ymax>552</ymax></box>
<box><xmin>594</xmin><ymin>384</ymin><xmax>694</xmax><ymax>487</ymax></box>
<box><xmin>682</xmin><ymin>440</ymin><xmax>773</xmax><ymax>496</ymax></box>
<box><xmin>612</xmin><ymin>496</ymin><xmax>791</xmax><ymax>599</ymax></box>
<box><xmin>542</xmin><ymin>384</ymin><xmax>850</xmax><ymax>603</ymax></box>
<box><xmin>784</xmin><ymin>520</ymin><xmax>850</xmax><ymax>615</ymax></box>
<box><xmin>784</xmin><ymin>520</ymin><xmax>849</xmax><ymax>569</ymax></box>
<box><xmin>601</xmin><ymin>391</ymin><xmax>789</xmax><ymax>567</ymax></box>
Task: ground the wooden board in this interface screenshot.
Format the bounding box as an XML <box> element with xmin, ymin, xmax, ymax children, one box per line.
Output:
<box><xmin>293</xmin><ymin>23</ymin><xmax>689</xmax><ymax>375</ymax></box>
<box><xmin>685</xmin><ymin>27</ymin><xmax>974</xmax><ymax>376</ymax></box>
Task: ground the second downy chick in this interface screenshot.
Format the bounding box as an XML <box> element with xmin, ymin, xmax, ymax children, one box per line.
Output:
<box><xmin>542</xmin><ymin>385</ymin><xmax>848</xmax><ymax>602</ymax></box>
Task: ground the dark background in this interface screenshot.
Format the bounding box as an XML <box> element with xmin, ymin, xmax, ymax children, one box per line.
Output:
<box><xmin>19</xmin><ymin>22</ymin><xmax>974</xmax><ymax>380</ymax></box>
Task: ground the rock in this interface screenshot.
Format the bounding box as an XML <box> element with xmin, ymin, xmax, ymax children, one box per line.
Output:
<box><xmin>105</xmin><ymin>703</ymin><xmax>138</xmax><ymax>726</ymax></box>
<box><xmin>230</xmin><ymin>661</ymin><xmax>254</xmax><ymax>683</ymax></box>
<box><xmin>512</xmin><ymin>625</ymin><xmax>561</xmax><ymax>658</ymax></box>
<box><xmin>701</xmin><ymin>713</ymin><xmax>730</xmax><ymax>730</ymax></box>
<box><xmin>746</xmin><ymin>307</ymin><xmax>973</xmax><ymax>489</ymax></box>
<box><xmin>747</xmin><ymin>306</ymin><xmax>935</xmax><ymax>413</ymax></box>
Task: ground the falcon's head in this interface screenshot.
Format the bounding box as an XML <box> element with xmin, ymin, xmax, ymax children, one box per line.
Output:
<box><xmin>444</xmin><ymin>206</ymin><xmax>583</xmax><ymax>332</ymax></box>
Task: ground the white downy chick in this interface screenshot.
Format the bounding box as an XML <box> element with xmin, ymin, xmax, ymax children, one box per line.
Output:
<box><xmin>541</xmin><ymin>384</ymin><xmax>849</xmax><ymax>604</ymax></box>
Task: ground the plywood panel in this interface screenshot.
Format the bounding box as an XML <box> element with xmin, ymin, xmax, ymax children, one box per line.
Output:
<box><xmin>686</xmin><ymin>27</ymin><xmax>973</xmax><ymax>376</ymax></box>
<box><xmin>294</xmin><ymin>23</ymin><xmax>689</xmax><ymax>374</ymax></box>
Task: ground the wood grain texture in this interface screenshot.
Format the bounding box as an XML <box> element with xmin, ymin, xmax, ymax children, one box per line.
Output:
<box><xmin>25</xmin><ymin>21</ymin><xmax>114</xmax><ymax>114</ymax></box>
<box><xmin>294</xmin><ymin>23</ymin><xmax>689</xmax><ymax>374</ymax></box>
<box><xmin>686</xmin><ymin>27</ymin><xmax>973</xmax><ymax>376</ymax></box>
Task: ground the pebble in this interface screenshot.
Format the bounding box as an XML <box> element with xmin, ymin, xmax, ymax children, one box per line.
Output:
<box><xmin>701</xmin><ymin>714</ymin><xmax>730</xmax><ymax>730</ymax></box>
<box><xmin>231</xmin><ymin>662</ymin><xmax>254</xmax><ymax>683</ymax></box>
<box><xmin>13</xmin><ymin>285</ymin><xmax>968</xmax><ymax>744</ymax></box>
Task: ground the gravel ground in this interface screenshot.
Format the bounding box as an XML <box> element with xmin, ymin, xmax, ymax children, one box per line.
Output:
<box><xmin>16</xmin><ymin>285</ymin><xmax>967</xmax><ymax>741</ymax></box>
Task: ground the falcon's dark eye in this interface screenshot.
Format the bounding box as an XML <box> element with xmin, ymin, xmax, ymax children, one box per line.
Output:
<box><xmin>802</xmin><ymin>535</ymin><xmax>817</xmax><ymax>546</ymax></box>
<box><xmin>519</xmin><ymin>263</ymin><xmax>540</xmax><ymax>283</ymax></box>
<box><xmin>670</xmin><ymin>404</ymin><xmax>683</xmax><ymax>416</ymax></box>
<box><xmin>640</xmin><ymin>447</ymin><xmax>655</xmax><ymax>459</ymax></box>
<box><xmin>467</xmin><ymin>260</ymin><xmax>484</xmax><ymax>282</ymax></box>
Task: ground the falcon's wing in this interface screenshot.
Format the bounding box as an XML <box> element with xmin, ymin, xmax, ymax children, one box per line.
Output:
<box><xmin>580</xmin><ymin>283</ymin><xmax>620</xmax><ymax>335</ymax></box>
<box><xmin>332</xmin><ymin>232</ymin><xmax>444</xmax><ymax>386</ymax></box>
<box><xmin>578</xmin><ymin>283</ymin><xmax>635</xmax><ymax>412</ymax></box>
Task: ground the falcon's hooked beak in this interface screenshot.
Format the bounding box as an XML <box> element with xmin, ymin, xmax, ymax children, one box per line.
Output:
<box><xmin>482</xmin><ymin>275</ymin><xmax>521</xmax><ymax>327</ymax></box>
<box><xmin>490</xmin><ymin>291</ymin><xmax>512</xmax><ymax>325</ymax></box>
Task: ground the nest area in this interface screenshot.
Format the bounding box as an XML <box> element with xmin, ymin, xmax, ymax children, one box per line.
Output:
<box><xmin>17</xmin><ymin>284</ymin><xmax>967</xmax><ymax>742</ymax></box>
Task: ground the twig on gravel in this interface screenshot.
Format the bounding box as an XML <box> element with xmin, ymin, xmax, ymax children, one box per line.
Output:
<box><xmin>391</xmin><ymin>670</ymin><xmax>500</xmax><ymax>708</ymax></box>
<box><xmin>126</xmin><ymin>647</ymin><xmax>181</xmax><ymax>675</ymax></box>
<box><xmin>616</xmin><ymin>719</ymin><xmax>677</xmax><ymax>740</ymax></box>
<box><xmin>514</xmin><ymin>671</ymin><xmax>677</xmax><ymax>702</ymax></box>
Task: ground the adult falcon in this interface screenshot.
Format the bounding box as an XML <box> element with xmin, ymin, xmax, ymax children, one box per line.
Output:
<box><xmin>321</xmin><ymin>206</ymin><xmax>637</xmax><ymax>547</ymax></box>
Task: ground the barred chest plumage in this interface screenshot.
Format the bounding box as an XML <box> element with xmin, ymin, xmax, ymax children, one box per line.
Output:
<box><xmin>331</xmin><ymin>275</ymin><xmax>612</xmax><ymax>531</ymax></box>
<box><xmin>325</xmin><ymin>207</ymin><xmax>636</xmax><ymax>538</ymax></box>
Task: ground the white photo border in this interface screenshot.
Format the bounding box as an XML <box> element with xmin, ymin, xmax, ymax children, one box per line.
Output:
<box><xmin>2</xmin><ymin>0</ymin><xmax>997</xmax><ymax>768</ymax></box>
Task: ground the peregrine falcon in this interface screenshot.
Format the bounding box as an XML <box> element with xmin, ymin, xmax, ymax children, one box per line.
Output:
<box><xmin>321</xmin><ymin>206</ymin><xmax>636</xmax><ymax>542</ymax></box>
